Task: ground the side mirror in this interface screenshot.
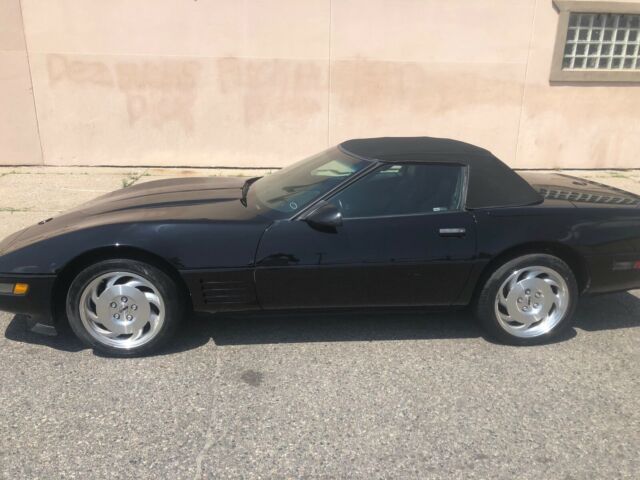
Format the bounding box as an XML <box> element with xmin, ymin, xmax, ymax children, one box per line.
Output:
<box><xmin>304</xmin><ymin>202</ymin><xmax>343</xmax><ymax>231</ymax></box>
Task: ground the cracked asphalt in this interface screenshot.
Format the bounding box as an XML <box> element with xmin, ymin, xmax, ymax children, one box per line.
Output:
<box><xmin>0</xmin><ymin>167</ymin><xmax>639</xmax><ymax>479</ymax></box>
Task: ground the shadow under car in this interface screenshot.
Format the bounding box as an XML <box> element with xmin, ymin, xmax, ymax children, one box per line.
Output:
<box><xmin>4</xmin><ymin>291</ymin><xmax>640</xmax><ymax>356</ymax></box>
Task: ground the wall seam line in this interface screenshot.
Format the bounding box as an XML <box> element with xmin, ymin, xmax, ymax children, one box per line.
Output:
<box><xmin>327</xmin><ymin>0</ymin><xmax>332</xmax><ymax>147</ymax></box>
<box><xmin>514</xmin><ymin>0</ymin><xmax>539</xmax><ymax>167</ymax></box>
<box><xmin>17</xmin><ymin>0</ymin><xmax>45</xmax><ymax>166</ymax></box>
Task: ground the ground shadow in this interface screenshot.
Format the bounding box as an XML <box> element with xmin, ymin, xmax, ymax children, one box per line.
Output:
<box><xmin>4</xmin><ymin>315</ymin><xmax>85</xmax><ymax>353</ymax></box>
<box><xmin>574</xmin><ymin>292</ymin><xmax>640</xmax><ymax>332</ymax></box>
<box><xmin>191</xmin><ymin>309</ymin><xmax>482</xmax><ymax>347</ymax></box>
<box><xmin>5</xmin><ymin>292</ymin><xmax>640</xmax><ymax>356</ymax></box>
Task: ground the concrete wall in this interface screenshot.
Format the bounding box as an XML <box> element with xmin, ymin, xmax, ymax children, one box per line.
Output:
<box><xmin>1</xmin><ymin>0</ymin><xmax>639</xmax><ymax>169</ymax></box>
<box><xmin>0</xmin><ymin>0</ymin><xmax>41</xmax><ymax>165</ymax></box>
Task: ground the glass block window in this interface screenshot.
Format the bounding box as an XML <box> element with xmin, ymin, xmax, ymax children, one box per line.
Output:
<box><xmin>562</xmin><ymin>13</ymin><xmax>640</xmax><ymax>70</ymax></box>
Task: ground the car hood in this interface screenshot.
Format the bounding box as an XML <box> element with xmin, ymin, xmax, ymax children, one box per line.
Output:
<box><xmin>77</xmin><ymin>176</ymin><xmax>247</xmax><ymax>215</ymax></box>
<box><xmin>0</xmin><ymin>176</ymin><xmax>263</xmax><ymax>254</ymax></box>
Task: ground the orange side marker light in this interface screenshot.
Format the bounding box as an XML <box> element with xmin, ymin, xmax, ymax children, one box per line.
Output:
<box><xmin>13</xmin><ymin>283</ymin><xmax>29</xmax><ymax>295</ymax></box>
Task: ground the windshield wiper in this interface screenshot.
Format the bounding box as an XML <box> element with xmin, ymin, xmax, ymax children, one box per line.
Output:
<box><xmin>240</xmin><ymin>177</ymin><xmax>261</xmax><ymax>206</ymax></box>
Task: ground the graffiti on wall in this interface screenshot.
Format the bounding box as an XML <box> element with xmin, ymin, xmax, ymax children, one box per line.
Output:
<box><xmin>47</xmin><ymin>54</ymin><xmax>202</xmax><ymax>132</ymax></box>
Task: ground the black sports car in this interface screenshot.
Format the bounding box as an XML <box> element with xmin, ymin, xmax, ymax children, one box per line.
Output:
<box><xmin>1</xmin><ymin>137</ymin><xmax>639</xmax><ymax>356</ymax></box>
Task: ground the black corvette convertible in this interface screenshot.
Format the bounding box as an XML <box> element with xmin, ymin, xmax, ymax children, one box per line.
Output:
<box><xmin>1</xmin><ymin>137</ymin><xmax>639</xmax><ymax>355</ymax></box>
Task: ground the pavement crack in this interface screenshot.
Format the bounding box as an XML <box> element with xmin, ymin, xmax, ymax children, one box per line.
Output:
<box><xmin>193</xmin><ymin>347</ymin><xmax>222</xmax><ymax>480</ymax></box>
<box><xmin>193</xmin><ymin>428</ymin><xmax>215</xmax><ymax>480</ymax></box>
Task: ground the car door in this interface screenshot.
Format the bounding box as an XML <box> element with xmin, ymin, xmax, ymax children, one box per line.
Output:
<box><xmin>254</xmin><ymin>163</ymin><xmax>477</xmax><ymax>309</ymax></box>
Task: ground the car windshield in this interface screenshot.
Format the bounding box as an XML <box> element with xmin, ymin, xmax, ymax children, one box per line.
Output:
<box><xmin>250</xmin><ymin>147</ymin><xmax>371</xmax><ymax>217</ymax></box>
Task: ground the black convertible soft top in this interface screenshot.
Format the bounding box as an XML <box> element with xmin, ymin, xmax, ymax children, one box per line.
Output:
<box><xmin>339</xmin><ymin>137</ymin><xmax>543</xmax><ymax>209</ymax></box>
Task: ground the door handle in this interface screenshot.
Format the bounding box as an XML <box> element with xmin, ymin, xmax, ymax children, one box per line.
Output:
<box><xmin>439</xmin><ymin>227</ymin><xmax>466</xmax><ymax>237</ymax></box>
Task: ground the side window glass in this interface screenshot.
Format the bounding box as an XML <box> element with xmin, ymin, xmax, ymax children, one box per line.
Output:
<box><xmin>330</xmin><ymin>164</ymin><xmax>464</xmax><ymax>219</ymax></box>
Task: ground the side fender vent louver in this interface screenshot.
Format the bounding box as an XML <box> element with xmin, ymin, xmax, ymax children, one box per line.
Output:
<box><xmin>200</xmin><ymin>279</ymin><xmax>255</xmax><ymax>306</ymax></box>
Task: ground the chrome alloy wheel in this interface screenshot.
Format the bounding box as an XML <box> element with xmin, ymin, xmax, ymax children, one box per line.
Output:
<box><xmin>78</xmin><ymin>271</ymin><xmax>165</xmax><ymax>349</ymax></box>
<box><xmin>494</xmin><ymin>266</ymin><xmax>569</xmax><ymax>338</ymax></box>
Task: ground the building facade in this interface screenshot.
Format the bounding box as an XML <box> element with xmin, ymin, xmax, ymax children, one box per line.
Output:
<box><xmin>1</xmin><ymin>0</ymin><xmax>639</xmax><ymax>169</ymax></box>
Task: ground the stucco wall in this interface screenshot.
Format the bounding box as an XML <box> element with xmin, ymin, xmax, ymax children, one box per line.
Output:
<box><xmin>1</xmin><ymin>0</ymin><xmax>639</xmax><ymax>168</ymax></box>
<box><xmin>0</xmin><ymin>0</ymin><xmax>41</xmax><ymax>165</ymax></box>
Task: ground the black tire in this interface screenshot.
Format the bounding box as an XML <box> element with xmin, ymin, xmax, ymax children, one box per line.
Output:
<box><xmin>66</xmin><ymin>259</ymin><xmax>184</xmax><ymax>357</ymax></box>
<box><xmin>475</xmin><ymin>253</ymin><xmax>578</xmax><ymax>345</ymax></box>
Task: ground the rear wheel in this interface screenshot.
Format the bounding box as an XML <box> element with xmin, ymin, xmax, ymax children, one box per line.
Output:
<box><xmin>66</xmin><ymin>259</ymin><xmax>183</xmax><ymax>356</ymax></box>
<box><xmin>475</xmin><ymin>254</ymin><xmax>578</xmax><ymax>345</ymax></box>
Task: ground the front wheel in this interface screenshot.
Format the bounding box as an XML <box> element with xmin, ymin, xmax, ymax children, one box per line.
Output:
<box><xmin>475</xmin><ymin>254</ymin><xmax>578</xmax><ymax>345</ymax></box>
<box><xmin>66</xmin><ymin>259</ymin><xmax>183</xmax><ymax>356</ymax></box>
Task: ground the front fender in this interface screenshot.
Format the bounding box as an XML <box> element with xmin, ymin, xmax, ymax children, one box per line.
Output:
<box><xmin>0</xmin><ymin>220</ymin><xmax>268</xmax><ymax>275</ymax></box>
